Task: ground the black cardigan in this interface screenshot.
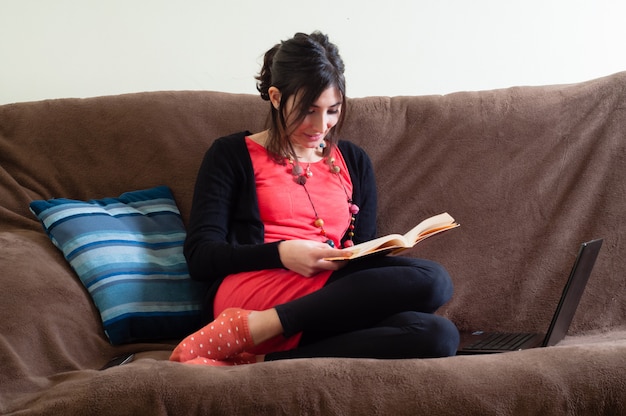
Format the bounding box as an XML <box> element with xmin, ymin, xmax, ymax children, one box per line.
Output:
<box><xmin>184</xmin><ymin>132</ymin><xmax>378</xmax><ymax>318</ymax></box>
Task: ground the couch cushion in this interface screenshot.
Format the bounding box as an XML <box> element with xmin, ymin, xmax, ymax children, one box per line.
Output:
<box><xmin>29</xmin><ymin>185</ymin><xmax>207</xmax><ymax>344</ymax></box>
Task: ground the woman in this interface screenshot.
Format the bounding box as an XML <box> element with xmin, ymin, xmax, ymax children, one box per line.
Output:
<box><xmin>170</xmin><ymin>31</ymin><xmax>459</xmax><ymax>366</ymax></box>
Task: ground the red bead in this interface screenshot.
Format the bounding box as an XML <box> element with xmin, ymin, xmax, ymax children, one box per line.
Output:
<box><xmin>343</xmin><ymin>240</ymin><xmax>354</xmax><ymax>247</ymax></box>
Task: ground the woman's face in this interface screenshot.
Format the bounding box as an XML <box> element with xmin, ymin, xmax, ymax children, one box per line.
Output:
<box><xmin>285</xmin><ymin>86</ymin><xmax>343</xmax><ymax>151</ymax></box>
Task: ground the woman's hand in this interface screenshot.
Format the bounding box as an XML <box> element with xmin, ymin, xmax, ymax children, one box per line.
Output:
<box><xmin>278</xmin><ymin>240</ymin><xmax>352</xmax><ymax>277</ymax></box>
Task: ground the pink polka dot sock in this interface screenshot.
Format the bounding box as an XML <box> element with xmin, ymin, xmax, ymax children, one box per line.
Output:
<box><xmin>184</xmin><ymin>353</ymin><xmax>257</xmax><ymax>367</ymax></box>
<box><xmin>169</xmin><ymin>308</ymin><xmax>254</xmax><ymax>362</ymax></box>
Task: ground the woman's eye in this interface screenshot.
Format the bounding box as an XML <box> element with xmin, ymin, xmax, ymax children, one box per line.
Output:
<box><xmin>307</xmin><ymin>107</ymin><xmax>340</xmax><ymax>115</ymax></box>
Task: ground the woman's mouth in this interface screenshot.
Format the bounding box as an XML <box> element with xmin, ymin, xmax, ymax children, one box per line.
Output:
<box><xmin>305</xmin><ymin>133</ymin><xmax>324</xmax><ymax>141</ymax></box>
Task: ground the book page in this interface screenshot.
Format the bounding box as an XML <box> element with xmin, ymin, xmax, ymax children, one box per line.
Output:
<box><xmin>324</xmin><ymin>212</ymin><xmax>458</xmax><ymax>261</ymax></box>
<box><xmin>342</xmin><ymin>234</ymin><xmax>408</xmax><ymax>257</ymax></box>
<box><xmin>403</xmin><ymin>212</ymin><xmax>457</xmax><ymax>244</ymax></box>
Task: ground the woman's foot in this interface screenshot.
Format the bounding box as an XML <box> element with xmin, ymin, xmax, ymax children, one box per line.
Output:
<box><xmin>169</xmin><ymin>308</ymin><xmax>255</xmax><ymax>362</ymax></box>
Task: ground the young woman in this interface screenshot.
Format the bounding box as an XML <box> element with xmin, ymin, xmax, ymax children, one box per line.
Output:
<box><xmin>170</xmin><ymin>31</ymin><xmax>459</xmax><ymax>366</ymax></box>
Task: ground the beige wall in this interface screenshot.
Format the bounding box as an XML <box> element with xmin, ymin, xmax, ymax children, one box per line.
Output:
<box><xmin>1</xmin><ymin>0</ymin><xmax>626</xmax><ymax>104</ymax></box>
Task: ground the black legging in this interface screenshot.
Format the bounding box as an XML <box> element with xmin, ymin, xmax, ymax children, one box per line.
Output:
<box><xmin>266</xmin><ymin>256</ymin><xmax>459</xmax><ymax>361</ymax></box>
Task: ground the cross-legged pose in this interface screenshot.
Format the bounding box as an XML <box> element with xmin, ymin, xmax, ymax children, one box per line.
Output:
<box><xmin>170</xmin><ymin>31</ymin><xmax>459</xmax><ymax>366</ymax></box>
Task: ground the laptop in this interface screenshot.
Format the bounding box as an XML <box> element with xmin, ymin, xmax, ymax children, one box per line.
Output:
<box><xmin>456</xmin><ymin>238</ymin><xmax>603</xmax><ymax>355</ymax></box>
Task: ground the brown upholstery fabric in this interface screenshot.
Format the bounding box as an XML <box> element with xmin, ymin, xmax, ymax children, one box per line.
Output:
<box><xmin>1</xmin><ymin>74</ymin><xmax>625</xmax><ymax>415</ymax></box>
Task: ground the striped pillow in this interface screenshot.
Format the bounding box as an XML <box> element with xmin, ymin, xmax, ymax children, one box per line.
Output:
<box><xmin>29</xmin><ymin>186</ymin><xmax>207</xmax><ymax>345</ymax></box>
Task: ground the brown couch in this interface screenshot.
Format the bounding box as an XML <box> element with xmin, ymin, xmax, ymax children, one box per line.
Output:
<box><xmin>1</xmin><ymin>72</ymin><xmax>625</xmax><ymax>415</ymax></box>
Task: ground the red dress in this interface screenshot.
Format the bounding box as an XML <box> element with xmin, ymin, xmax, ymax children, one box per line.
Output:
<box><xmin>213</xmin><ymin>137</ymin><xmax>353</xmax><ymax>354</ymax></box>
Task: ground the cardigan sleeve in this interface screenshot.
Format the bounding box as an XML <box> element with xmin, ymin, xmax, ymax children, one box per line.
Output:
<box><xmin>183</xmin><ymin>133</ymin><xmax>284</xmax><ymax>283</ymax></box>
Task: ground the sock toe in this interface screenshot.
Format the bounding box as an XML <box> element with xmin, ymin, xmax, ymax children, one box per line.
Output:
<box><xmin>169</xmin><ymin>308</ymin><xmax>254</xmax><ymax>362</ymax></box>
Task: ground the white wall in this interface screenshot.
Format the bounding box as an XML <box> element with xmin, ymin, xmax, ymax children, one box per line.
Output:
<box><xmin>1</xmin><ymin>0</ymin><xmax>625</xmax><ymax>105</ymax></box>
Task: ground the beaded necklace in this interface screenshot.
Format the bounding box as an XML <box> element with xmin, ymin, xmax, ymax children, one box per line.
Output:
<box><xmin>287</xmin><ymin>142</ymin><xmax>359</xmax><ymax>248</ymax></box>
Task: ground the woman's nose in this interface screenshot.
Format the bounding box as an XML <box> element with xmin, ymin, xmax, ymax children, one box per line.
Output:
<box><xmin>313</xmin><ymin>113</ymin><xmax>330</xmax><ymax>132</ymax></box>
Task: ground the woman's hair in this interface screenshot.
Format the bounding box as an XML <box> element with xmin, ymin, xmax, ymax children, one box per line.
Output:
<box><xmin>256</xmin><ymin>31</ymin><xmax>346</xmax><ymax>161</ymax></box>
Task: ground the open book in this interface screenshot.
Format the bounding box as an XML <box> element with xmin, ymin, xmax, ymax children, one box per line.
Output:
<box><xmin>326</xmin><ymin>212</ymin><xmax>459</xmax><ymax>261</ymax></box>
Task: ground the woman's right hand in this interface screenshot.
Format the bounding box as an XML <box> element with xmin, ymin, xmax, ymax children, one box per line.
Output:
<box><xmin>278</xmin><ymin>240</ymin><xmax>352</xmax><ymax>277</ymax></box>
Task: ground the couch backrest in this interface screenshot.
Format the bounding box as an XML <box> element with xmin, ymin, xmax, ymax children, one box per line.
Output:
<box><xmin>1</xmin><ymin>73</ymin><xmax>625</xmax><ymax>343</ymax></box>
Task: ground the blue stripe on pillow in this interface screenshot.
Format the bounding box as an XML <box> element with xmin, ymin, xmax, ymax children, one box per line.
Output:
<box><xmin>70</xmin><ymin>244</ymin><xmax>188</xmax><ymax>272</ymax></box>
<box><xmin>30</xmin><ymin>186</ymin><xmax>207</xmax><ymax>345</ymax></box>
<box><xmin>101</xmin><ymin>303</ymin><xmax>202</xmax><ymax>324</ymax></box>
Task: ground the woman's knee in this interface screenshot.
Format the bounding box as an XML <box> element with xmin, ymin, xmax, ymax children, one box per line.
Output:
<box><xmin>411</xmin><ymin>258</ymin><xmax>454</xmax><ymax>310</ymax></box>
<box><xmin>386</xmin><ymin>311</ymin><xmax>459</xmax><ymax>358</ymax></box>
<box><xmin>381</xmin><ymin>257</ymin><xmax>454</xmax><ymax>311</ymax></box>
<box><xmin>431</xmin><ymin>261</ymin><xmax>454</xmax><ymax>304</ymax></box>
<box><xmin>421</xmin><ymin>314</ymin><xmax>460</xmax><ymax>358</ymax></box>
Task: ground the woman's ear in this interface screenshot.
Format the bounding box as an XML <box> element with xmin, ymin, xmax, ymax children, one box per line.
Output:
<box><xmin>268</xmin><ymin>87</ymin><xmax>281</xmax><ymax>110</ymax></box>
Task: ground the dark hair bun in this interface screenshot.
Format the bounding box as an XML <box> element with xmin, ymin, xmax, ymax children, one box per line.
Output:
<box><xmin>256</xmin><ymin>44</ymin><xmax>279</xmax><ymax>101</ymax></box>
<box><xmin>255</xmin><ymin>31</ymin><xmax>345</xmax><ymax>102</ymax></box>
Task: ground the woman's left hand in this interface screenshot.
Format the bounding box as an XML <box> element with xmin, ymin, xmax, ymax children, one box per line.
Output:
<box><xmin>278</xmin><ymin>240</ymin><xmax>352</xmax><ymax>277</ymax></box>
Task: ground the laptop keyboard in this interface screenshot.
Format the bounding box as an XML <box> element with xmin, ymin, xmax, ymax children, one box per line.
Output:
<box><xmin>464</xmin><ymin>332</ymin><xmax>536</xmax><ymax>351</ymax></box>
